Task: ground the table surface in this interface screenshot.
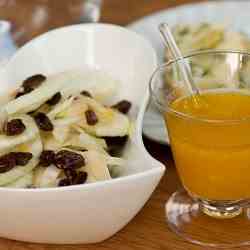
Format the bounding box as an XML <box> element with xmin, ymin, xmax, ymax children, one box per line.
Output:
<box><xmin>1</xmin><ymin>0</ymin><xmax>244</xmax><ymax>249</ymax></box>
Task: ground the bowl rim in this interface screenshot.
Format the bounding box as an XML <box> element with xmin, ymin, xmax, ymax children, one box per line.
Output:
<box><xmin>7</xmin><ymin>22</ymin><xmax>156</xmax><ymax>68</ymax></box>
<box><xmin>0</xmin><ymin>23</ymin><xmax>165</xmax><ymax>192</ymax></box>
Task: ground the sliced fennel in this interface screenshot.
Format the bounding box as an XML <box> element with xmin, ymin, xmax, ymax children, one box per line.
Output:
<box><xmin>47</xmin><ymin>96</ymin><xmax>74</xmax><ymax>119</ymax></box>
<box><xmin>3</xmin><ymin>71</ymin><xmax>77</xmax><ymax>115</ymax></box>
<box><xmin>53</xmin><ymin>117</ymin><xmax>80</xmax><ymax>127</ymax></box>
<box><xmin>34</xmin><ymin>165</ymin><xmax>61</xmax><ymax>188</ymax></box>
<box><xmin>52</xmin><ymin>125</ymin><xmax>70</xmax><ymax>144</ymax></box>
<box><xmin>0</xmin><ymin>136</ymin><xmax>42</xmax><ymax>186</ymax></box>
<box><xmin>5</xmin><ymin>172</ymin><xmax>33</xmax><ymax>188</ymax></box>
<box><xmin>77</xmin><ymin>96</ymin><xmax>130</xmax><ymax>137</ymax></box>
<box><xmin>105</xmin><ymin>156</ymin><xmax>125</xmax><ymax>167</ymax></box>
<box><xmin>42</xmin><ymin>133</ymin><xmax>64</xmax><ymax>151</ymax></box>
<box><xmin>80</xmin><ymin>150</ymin><xmax>111</xmax><ymax>182</ymax></box>
<box><xmin>0</xmin><ymin>114</ymin><xmax>39</xmax><ymax>152</ymax></box>
<box><xmin>82</xmin><ymin>110</ymin><xmax>130</xmax><ymax>137</ymax></box>
<box><xmin>66</xmin><ymin>126</ymin><xmax>107</xmax><ymax>152</ymax></box>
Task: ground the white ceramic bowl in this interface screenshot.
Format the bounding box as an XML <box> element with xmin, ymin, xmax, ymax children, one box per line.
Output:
<box><xmin>0</xmin><ymin>24</ymin><xmax>165</xmax><ymax>244</ymax></box>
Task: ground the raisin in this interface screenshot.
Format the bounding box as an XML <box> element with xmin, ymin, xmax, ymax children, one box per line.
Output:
<box><xmin>34</xmin><ymin>112</ymin><xmax>53</xmax><ymax>131</ymax></box>
<box><xmin>81</xmin><ymin>90</ymin><xmax>92</xmax><ymax>98</ymax></box>
<box><xmin>39</xmin><ymin>150</ymin><xmax>55</xmax><ymax>167</ymax></box>
<box><xmin>15</xmin><ymin>86</ymin><xmax>33</xmax><ymax>99</ymax></box>
<box><xmin>74</xmin><ymin>171</ymin><xmax>88</xmax><ymax>185</ymax></box>
<box><xmin>15</xmin><ymin>92</ymin><xmax>24</xmax><ymax>99</ymax></box>
<box><xmin>58</xmin><ymin>178</ymin><xmax>71</xmax><ymax>187</ymax></box>
<box><xmin>5</xmin><ymin>119</ymin><xmax>26</xmax><ymax>136</ymax></box>
<box><xmin>64</xmin><ymin>169</ymin><xmax>78</xmax><ymax>183</ymax></box>
<box><xmin>54</xmin><ymin>150</ymin><xmax>85</xmax><ymax>170</ymax></box>
<box><xmin>22</xmin><ymin>74</ymin><xmax>46</xmax><ymax>91</ymax></box>
<box><xmin>0</xmin><ymin>153</ymin><xmax>16</xmax><ymax>173</ymax></box>
<box><xmin>85</xmin><ymin>109</ymin><xmax>98</xmax><ymax>125</ymax></box>
<box><xmin>11</xmin><ymin>152</ymin><xmax>32</xmax><ymax>166</ymax></box>
<box><xmin>46</xmin><ymin>92</ymin><xmax>62</xmax><ymax>106</ymax></box>
<box><xmin>15</xmin><ymin>74</ymin><xmax>45</xmax><ymax>99</ymax></box>
<box><xmin>112</xmin><ymin>100</ymin><xmax>131</xmax><ymax>114</ymax></box>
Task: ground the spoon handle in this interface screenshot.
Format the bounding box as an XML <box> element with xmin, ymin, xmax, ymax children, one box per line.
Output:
<box><xmin>159</xmin><ymin>23</ymin><xmax>199</xmax><ymax>94</ymax></box>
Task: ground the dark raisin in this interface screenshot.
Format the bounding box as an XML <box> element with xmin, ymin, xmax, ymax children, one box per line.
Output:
<box><xmin>5</xmin><ymin>119</ymin><xmax>26</xmax><ymax>136</ymax></box>
<box><xmin>0</xmin><ymin>153</ymin><xmax>16</xmax><ymax>173</ymax></box>
<box><xmin>58</xmin><ymin>178</ymin><xmax>71</xmax><ymax>187</ymax></box>
<box><xmin>15</xmin><ymin>91</ymin><xmax>25</xmax><ymax>99</ymax></box>
<box><xmin>64</xmin><ymin>168</ymin><xmax>78</xmax><ymax>183</ymax></box>
<box><xmin>74</xmin><ymin>171</ymin><xmax>88</xmax><ymax>185</ymax></box>
<box><xmin>39</xmin><ymin>150</ymin><xmax>55</xmax><ymax>167</ymax></box>
<box><xmin>112</xmin><ymin>100</ymin><xmax>131</xmax><ymax>114</ymax></box>
<box><xmin>81</xmin><ymin>90</ymin><xmax>92</xmax><ymax>98</ymax></box>
<box><xmin>85</xmin><ymin>109</ymin><xmax>98</xmax><ymax>125</ymax></box>
<box><xmin>34</xmin><ymin>112</ymin><xmax>53</xmax><ymax>131</ymax></box>
<box><xmin>54</xmin><ymin>150</ymin><xmax>85</xmax><ymax>169</ymax></box>
<box><xmin>15</xmin><ymin>86</ymin><xmax>33</xmax><ymax>99</ymax></box>
<box><xmin>46</xmin><ymin>92</ymin><xmax>62</xmax><ymax>106</ymax></box>
<box><xmin>23</xmin><ymin>74</ymin><xmax>46</xmax><ymax>91</ymax></box>
<box><xmin>11</xmin><ymin>152</ymin><xmax>32</xmax><ymax>166</ymax></box>
<box><xmin>23</xmin><ymin>86</ymin><xmax>34</xmax><ymax>94</ymax></box>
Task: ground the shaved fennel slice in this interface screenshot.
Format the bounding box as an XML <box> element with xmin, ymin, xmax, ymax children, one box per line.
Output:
<box><xmin>62</xmin><ymin>96</ymin><xmax>88</xmax><ymax>120</ymax></box>
<box><xmin>53</xmin><ymin>117</ymin><xmax>80</xmax><ymax>127</ymax></box>
<box><xmin>47</xmin><ymin>96</ymin><xmax>74</xmax><ymax>119</ymax></box>
<box><xmin>61</xmin><ymin>70</ymin><xmax>119</xmax><ymax>102</ymax></box>
<box><xmin>76</xmin><ymin>96</ymin><xmax>130</xmax><ymax>137</ymax></box>
<box><xmin>42</xmin><ymin>134</ymin><xmax>63</xmax><ymax>151</ymax></box>
<box><xmin>0</xmin><ymin>114</ymin><xmax>39</xmax><ymax>151</ymax></box>
<box><xmin>5</xmin><ymin>172</ymin><xmax>33</xmax><ymax>188</ymax></box>
<box><xmin>93</xmin><ymin>112</ymin><xmax>130</xmax><ymax>137</ymax></box>
<box><xmin>81</xmin><ymin>110</ymin><xmax>130</xmax><ymax>137</ymax></box>
<box><xmin>33</xmin><ymin>167</ymin><xmax>45</xmax><ymax>187</ymax></box>
<box><xmin>67</xmin><ymin>126</ymin><xmax>107</xmax><ymax>152</ymax></box>
<box><xmin>35</xmin><ymin>165</ymin><xmax>61</xmax><ymax>188</ymax></box>
<box><xmin>105</xmin><ymin>156</ymin><xmax>125</xmax><ymax>167</ymax></box>
<box><xmin>3</xmin><ymin>71</ymin><xmax>76</xmax><ymax>115</ymax></box>
<box><xmin>105</xmin><ymin>156</ymin><xmax>125</xmax><ymax>179</ymax></box>
<box><xmin>86</xmin><ymin>175</ymin><xmax>97</xmax><ymax>184</ymax></box>
<box><xmin>80</xmin><ymin>150</ymin><xmax>111</xmax><ymax>181</ymax></box>
<box><xmin>52</xmin><ymin>125</ymin><xmax>70</xmax><ymax>144</ymax></box>
<box><xmin>0</xmin><ymin>136</ymin><xmax>42</xmax><ymax>186</ymax></box>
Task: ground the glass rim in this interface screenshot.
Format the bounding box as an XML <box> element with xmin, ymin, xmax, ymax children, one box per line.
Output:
<box><xmin>149</xmin><ymin>49</ymin><xmax>250</xmax><ymax>124</ymax></box>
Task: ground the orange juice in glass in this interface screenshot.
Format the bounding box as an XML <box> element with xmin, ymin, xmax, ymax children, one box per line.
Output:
<box><xmin>150</xmin><ymin>51</ymin><xmax>250</xmax><ymax>247</ymax></box>
<box><xmin>167</xmin><ymin>90</ymin><xmax>250</xmax><ymax>201</ymax></box>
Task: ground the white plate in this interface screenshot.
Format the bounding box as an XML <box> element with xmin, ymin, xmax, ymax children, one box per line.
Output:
<box><xmin>129</xmin><ymin>0</ymin><xmax>250</xmax><ymax>144</ymax></box>
<box><xmin>0</xmin><ymin>24</ymin><xmax>165</xmax><ymax>244</ymax></box>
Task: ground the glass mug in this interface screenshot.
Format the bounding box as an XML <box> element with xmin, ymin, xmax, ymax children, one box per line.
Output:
<box><xmin>150</xmin><ymin>50</ymin><xmax>250</xmax><ymax>247</ymax></box>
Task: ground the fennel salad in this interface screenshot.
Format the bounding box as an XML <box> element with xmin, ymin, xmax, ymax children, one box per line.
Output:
<box><xmin>0</xmin><ymin>70</ymin><xmax>132</xmax><ymax>188</ymax></box>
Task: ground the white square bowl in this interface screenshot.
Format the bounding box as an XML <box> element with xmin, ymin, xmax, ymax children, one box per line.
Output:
<box><xmin>0</xmin><ymin>24</ymin><xmax>165</xmax><ymax>244</ymax></box>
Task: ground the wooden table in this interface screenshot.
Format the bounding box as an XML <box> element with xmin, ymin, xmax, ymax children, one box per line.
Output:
<box><xmin>1</xmin><ymin>0</ymin><xmax>242</xmax><ymax>249</ymax></box>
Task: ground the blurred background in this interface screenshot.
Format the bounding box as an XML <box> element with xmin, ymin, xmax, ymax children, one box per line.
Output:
<box><xmin>0</xmin><ymin>0</ymin><xmax>205</xmax><ymax>63</ymax></box>
<box><xmin>0</xmin><ymin>0</ymin><xmax>102</xmax><ymax>45</ymax></box>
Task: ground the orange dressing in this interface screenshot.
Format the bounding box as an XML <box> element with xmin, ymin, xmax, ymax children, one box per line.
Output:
<box><xmin>166</xmin><ymin>90</ymin><xmax>250</xmax><ymax>200</ymax></box>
